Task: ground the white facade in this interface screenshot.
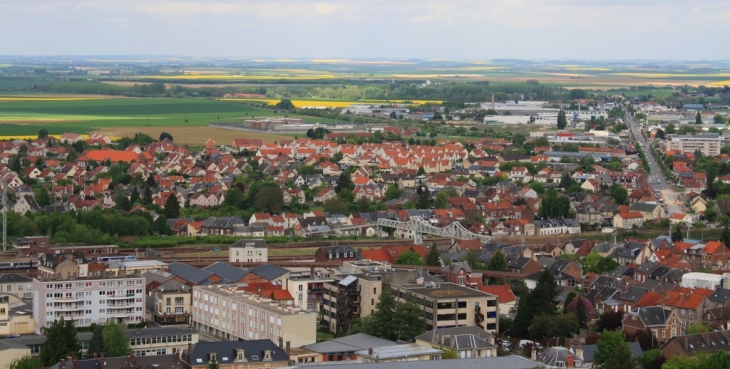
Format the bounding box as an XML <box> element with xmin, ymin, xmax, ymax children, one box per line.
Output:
<box><xmin>680</xmin><ymin>272</ymin><xmax>724</xmax><ymax>290</ymax></box>
<box><xmin>668</xmin><ymin>134</ymin><xmax>723</xmax><ymax>156</ymax></box>
<box><xmin>32</xmin><ymin>276</ymin><xmax>146</xmax><ymax>333</ymax></box>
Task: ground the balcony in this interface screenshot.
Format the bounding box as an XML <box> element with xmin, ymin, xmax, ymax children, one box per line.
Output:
<box><xmin>53</xmin><ymin>296</ymin><xmax>85</xmax><ymax>302</ymax></box>
<box><xmin>107</xmin><ymin>294</ymin><xmax>134</xmax><ymax>300</ymax></box>
<box><xmin>55</xmin><ymin>304</ymin><xmax>85</xmax><ymax>311</ymax></box>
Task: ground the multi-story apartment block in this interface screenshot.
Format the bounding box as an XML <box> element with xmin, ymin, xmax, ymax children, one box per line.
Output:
<box><xmin>149</xmin><ymin>279</ymin><xmax>192</xmax><ymax>325</ymax></box>
<box><xmin>391</xmin><ymin>282</ymin><xmax>499</xmax><ymax>333</ymax></box>
<box><xmin>285</xmin><ymin>270</ymin><xmax>332</xmax><ymax>311</ymax></box>
<box><xmin>0</xmin><ymin>274</ymin><xmax>33</xmax><ymax>301</ymax></box>
<box><xmin>192</xmin><ymin>285</ymin><xmax>317</xmax><ymax>347</ymax></box>
<box><xmin>668</xmin><ymin>134</ymin><xmax>722</xmax><ymax>156</ymax></box>
<box><xmin>0</xmin><ymin>295</ymin><xmax>34</xmax><ymax>335</ymax></box>
<box><xmin>32</xmin><ymin>275</ymin><xmax>146</xmax><ymax>333</ymax></box>
<box><xmin>229</xmin><ymin>239</ymin><xmax>268</xmax><ymax>263</ymax></box>
<box><xmin>322</xmin><ymin>269</ymin><xmax>415</xmax><ymax>334</ymax></box>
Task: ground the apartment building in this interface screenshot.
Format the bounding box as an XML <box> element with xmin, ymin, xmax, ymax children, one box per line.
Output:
<box><xmin>321</xmin><ymin>269</ymin><xmax>414</xmax><ymax>335</ymax></box>
<box><xmin>149</xmin><ymin>279</ymin><xmax>192</xmax><ymax>325</ymax></box>
<box><xmin>192</xmin><ymin>285</ymin><xmax>317</xmax><ymax>348</ymax></box>
<box><xmin>0</xmin><ymin>295</ymin><xmax>34</xmax><ymax>335</ymax></box>
<box><xmin>391</xmin><ymin>282</ymin><xmax>499</xmax><ymax>334</ymax></box>
<box><xmin>32</xmin><ymin>275</ymin><xmax>146</xmax><ymax>333</ymax></box>
<box><xmin>229</xmin><ymin>239</ymin><xmax>268</xmax><ymax>263</ymax></box>
<box><xmin>285</xmin><ymin>270</ymin><xmax>332</xmax><ymax>311</ymax></box>
<box><xmin>668</xmin><ymin>134</ymin><xmax>723</xmax><ymax>156</ymax></box>
<box><xmin>0</xmin><ymin>274</ymin><xmax>33</xmax><ymax>301</ymax></box>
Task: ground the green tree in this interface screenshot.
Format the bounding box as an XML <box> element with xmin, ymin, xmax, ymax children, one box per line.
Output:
<box><xmin>129</xmin><ymin>187</ymin><xmax>140</xmax><ymax>205</ymax></box>
<box><xmin>255</xmin><ymin>186</ymin><xmax>284</xmax><ymax>213</ymax></box>
<box><xmin>142</xmin><ymin>185</ymin><xmax>153</xmax><ymax>205</ymax></box>
<box><xmin>604</xmin><ymin>341</ymin><xmax>636</xmax><ymax>369</ymax></box>
<box><xmin>635</xmin><ymin>349</ymin><xmax>664</xmax><ymax>369</ymax></box>
<box><xmin>564</xmin><ymin>291</ymin><xmax>577</xmax><ymax>313</ymax></box>
<box><xmin>487</xmin><ymin>250</ymin><xmax>507</xmax><ymax>272</ymax></box>
<box><xmin>704</xmin><ymin>200</ymin><xmax>718</xmax><ymax>222</ymax></box>
<box><xmin>394</xmin><ymin>292</ymin><xmax>426</xmax><ymax>341</ymax></box>
<box><xmin>115</xmin><ymin>192</ymin><xmax>131</xmax><ymax>211</ymax></box>
<box><xmin>35</xmin><ymin>186</ymin><xmax>52</xmax><ymax>207</ymax></box>
<box><xmin>417</xmin><ymin>187</ymin><xmax>430</xmax><ymax>209</ymax></box>
<box><xmin>87</xmin><ymin>324</ymin><xmax>105</xmax><ymax>358</ymax></box>
<box><xmin>696</xmin><ymin>111</ymin><xmax>703</xmax><ymax>125</ymax></box>
<box><xmin>103</xmin><ymin>322</ymin><xmax>130</xmax><ymax>357</ymax></box>
<box><xmin>705</xmin><ymin>350</ymin><xmax>730</xmax><ymax>369</ymax></box>
<box><xmin>40</xmin><ymin>317</ymin><xmax>80</xmax><ymax>366</ymax></box>
<box><xmin>164</xmin><ymin>194</ymin><xmax>180</xmax><ymax>219</ymax></box>
<box><xmin>385</xmin><ymin>186</ymin><xmax>403</xmax><ymax>201</ymax></box>
<box><xmin>11</xmin><ymin>156</ymin><xmax>21</xmax><ymax>173</ymax></box>
<box><xmin>369</xmin><ymin>283</ymin><xmax>398</xmax><ymax>338</ymax></box>
<box><xmin>557</xmin><ymin>109</ymin><xmax>568</xmax><ymax>129</ymax></box>
<box><xmin>531</xmin><ymin>269</ymin><xmax>558</xmax><ymax>317</ymax></box>
<box><xmin>222</xmin><ymin>187</ymin><xmax>246</xmax><ymax>209</ymax></box>
<box><xmin>434</xmin><ymin>192</ymin><xmax>449</xmax><ymax>209</ymax></box>
<box><xmin>153</xmin><ymin>214</ymin><xmax>172</xmax><ymax>235</ymax></box>
<box><xmin>416</xmin><ymin>166</ymin><xmax>426</xmax><ymax>176</ymax></box>
<box><xmin>337</xmin><ymin>189</ymin><xmax>355</xmax><ymax>204</ymax></box>
<box><xmin>721</xmin><ymin>226</ymin><xmax>730</xmax><ymax>250</ymax></box>
<box><xmin>548</xmin><ymin>313</ymin><xmax>579</xmax><ymax>339</ymax></box>
<box><xmin>513</xmin><ymin>133</ymin><xmax>526</xmax><ymax>147</ymax></box>
<box><xmin>529</xmin><ymin>181</ymin><xmax>545</xmax><ymax>194</ymax></box>
<box><xmin>512</xmin><ymin>284</ymin><xmax>533</xmax><ymax>336</ymax></box>
<box><xmin>425</xmin><ymin>244</ymin><xmax>441</xmax><ymax>267</ymax></box>
<box><xmin>560</xmin><ymin>172</ymin><xmax>575</xmax><ymax>189</ymax></box>
<box><xmin>672</xmin><ymin>227</ymin><xmax>684</xmax><ymax>243</ymax></box>
<box><xmin>576</xmin><ymin>297</ymin><xmax>588</xmax><ymax>330</ymax></box>
<box><xmin>323</xmin><ymin>198</ymin><xmax>348</xmax><ymax>214</ymax></box>
<box><xmin>9</xmin><ymin>355</ymin><xmax>43</xmax><ymax>369</ymax></box>
<box><xmin>335</xmin><ymin>171</ymin><xmax>352</xmax><ymax>193</ymax></box>
<box><xmin>275</xmin><ymin>99</ymin><xmax>295</xmax><ymax>110</ymax></box>
<box><xmin>688</xmin><ymin>322</ymin><xmax>710</xmax><ymax>333</ymax></box>
<box><xmin>37</xmin><ymin>128</ymin><xmax>49</xmax><ymax>139</ymax></box>
<box><xmin>395</xmin><ymin>250</ymin><xmax>423</xmax><ymax>265</ymax></box>
<box><xmin>665</xmin><ymin>123</ymin><xmax>676</xmax><ymax>134</ymax></box>
<box><xmin>159</xmin><ymin>132</ymin><xmax>174</xmax><ymax>142</ymax></box>
<box><xmin>610</xmin><ymin>184</ymin><xmax>628</xmax><ymax>205</ymax></box>
<box><xmin>594</xmin><ymin>330</ymin><xmax>628</xmax><ymax>367</ymax></box>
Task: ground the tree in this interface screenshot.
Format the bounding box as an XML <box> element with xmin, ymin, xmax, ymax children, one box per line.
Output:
<box><xmin>164</xmin><ymin>194</ymin><xmax>180</xmax><ymax>219</ymax></box>
<box><xmin>395</xmin><ymin>250</ymin><xmax>423</xmax><ymax>265</ymax></box>
<box><xmin>323</xmin><ymin>198</ymin><xmax>348</xmax><ymax>214</ymax></box>
<box><xmin>115</xmin><ymin>192</ymin><xmax>131</xmax><ymax>211</ymax></box>
<box><xmin>575</xmin><ymin>297</ymin><xmax>588</xmax><ymax>330</ymax></box>
<box><xmin>532</xmin><ymin>269</ymin><xmax>558</xmax><ymax>317</ymax></box>
<box><xmin>335</xmin><ymin>172</ymin><xmax>352</xmax><ymax>193</ymax></box>
<box><xmin>513</xmin><ymin>133</ymin><xmax>526</xmax><ymax>147</ymax></box>
<box><xmin>434</xmin><ymin>192</ymin><xmax>449</xmax><ymax>209</ymax></box>
<box><xmin>564</xmin><ymin>291</ymin><xmax>577</xmax><ymax>313</ymax></box>
<box><xmin>610</xmin><ymin>184</ymin><xmax>628</xmax><ymax>205</ymax></box>
<box><xmin>665</xmin><ymin>123</ymin><xmax>676</xmax><ymax>134</ymax></box>
<box><xmin>10</xmin><ymin>155</ymin><xmax>21</xmax><ymax>173</ymax></box>
<box><xmin>129</xmin><ymin>187</ymin><xmax>140</xmax><ymax>205</ymax></box>
<box><xmin>512</xmin><ymin>286</ymin><xmax>533</xmax><ymax>336</ymax></box>
<box><xmin>417</xmin><ymin>187</ymin><xmax>430</xmax><ymax>209</ymax></box>
<box><xmin>40</xmin><ymin>317</ymin><xmax>80</xmax><ymax>366</ymax></box>
<box><xmin>153</xmin><ymin>214</ymin><xmax>172</xmax><ymax>235</ymax></box>
<box><xmin>696</xmin><ymin>111</ymin><xmax>703</xmax><ymax>125</ymax></box>
<box><xmin>255</xmin><ymin>186</ymin><xmax>284</xmax><ymax>213</ymax></box>
<box><xmin>158</xmin><ymin>132</ymin><xmax>173</xmax><ymax>142</ymax></box>
<box><xmin>222</xmin><ymin>187</ymin><xmax>245</xmax><ymax>209</ymax></box>
<box><xmin>635</xmin><ymin>349</ymin><xmax>664</xmax><ymax>369</ymax></box>
<box><xmin>275</xmin><ymin>99</ymin><xmax>295</xmax><ymax>110</ymax></box>
<box><xmin>584</xmin><ymin>249</ymin><xmax>619</xmax><ymax>274</ymax></box>
<box><xmin>369</xmin><ymin>283</ymin><xmax>398</xmax><ymax>338</ymax></box>
<box><xmin>337</xmin><ymin>189</ymin><xmax>355</xmax><ymax>204</ymax></box>
<box><xmin>416</xmin><ymin>166</ymin><xmax>426</xmax><ymax>176</ymax></box>
<box><xmin>37</xmin><ymin>128</ymin><xmax>49</xmax><ymax>139</ymax></box>
<box><xmin>9</xmin><ymin>355</ymin><xmax>43</xmax><ymax>369</ymax></box>
<box><xmin>671</xmin><ymin>227</ymin><xmax>684</xmax><ymax>243</ymax></box>
<box><xmin>557</xmin><ymin>109</ymin><xmax>568</xmax><ymax>129</ymax></box>
<box><xmin>722</xmin><ymin>226</ymin><xmax>730</xmax><ymax>250</ymax></box>
<box><xmin>704</xmin><ymin>200</ymin><xmax>718</xmax><ymax>222</ymax></box>
<box><xmin>596</xmin><ymin>311</ymin><xmax>625</xmax><ymax>332</ymax></box>
<box><xmin>103</xmin><ymin>322</ymin><xmax>130</xmax><ymax>357</ymax></box>
<box><xmin>688</xmin><ymin>322</ymin><xmax>711</xmax><ymax>333</ymax></box>
<box><xmin>385</xmin><ymin>186</ymin><xmax>403</xmax><ymax>201</ymax></box>
<box><xmin>594</xmin><ymin>330</ymin><xmax>628</xmax><ymax>368</ymax></box>
<box><xmin>35</xmin><ymin>186</ymin><xmax>52</xmax><ymax>207</ymax></box>
<box><xmin>529</xmin><ymin>181</ymin><xmax>545</xmax><ymax>194</ymax></box>
<box><xmin>207</xmin><ymin>358</ymin><xmax>220</xmax><ymax>369</ymax></box>
<box><xmin>425</xmin><ymin>244</ymin><xmax>441</xmax><ymax>267</ymax></box>
<box><xmin>603</xmin><ymin>341</ymin><xmax>636</xmax><ymax>369</ymax></box>
<box><xmin>394</xmin><ymin>292</ymin><xmax>426</xmax><ymax>340</ymax></box>
<box><xmin>487</xmin><ymin>250</ymin><xmax>507</xmax><ymax>272</ymax></box>
<box><xmin>300</xmin><ymin>165</ymin><xmax>316</xmax><ymax>175</ymax></box>
<box><xmin>87</xmin><ymin>324</ymin><xmax>105</xmax><ymax>358</ymax></box>
<box><xmin>142</xmin><ymin>185</ymin><xmax>153</xmax><ymax>205</ymax></box>
<box><xmin>560</xmin><ymin>172</ymin><xmax>575</xmax><ymax>189</ymax></box>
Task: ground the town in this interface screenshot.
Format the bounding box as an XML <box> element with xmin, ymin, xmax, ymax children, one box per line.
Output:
<box><xmin>1</xmin><ymin>83</ymin><xmax>730</xmax><ymax>369</ymax></box>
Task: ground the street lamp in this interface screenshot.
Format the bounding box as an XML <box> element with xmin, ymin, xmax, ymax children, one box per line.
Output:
<box><xmin>398</xmin><ymin>323</ymin><xmax>409</xmax><ymax>342</ymax></box>
<box><xmin>548</xmin><ymin>337</ymin><xmax>559</xmax><ymax>348</ymax></box>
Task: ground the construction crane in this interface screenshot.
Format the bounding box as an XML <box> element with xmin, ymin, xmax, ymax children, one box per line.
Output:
<box><xmin>376</xmin><ymin>216</ymin><xmax>493</xmax><ymax>245</ymax></box>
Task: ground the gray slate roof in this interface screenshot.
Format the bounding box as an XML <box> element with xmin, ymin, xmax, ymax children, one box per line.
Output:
<box><xmin>189</xmin><ymin>340</ymin><xmax>288</xmax><ymax>366</ymax></box>
<box><xmin>203</xmin><ymin>262</ymin><xmax>249</xmax><ymax>283</ymax></box>
<box><xmin>579</xmin><ymin>342</ymin><xmax>643</xmax><ymax>362</ymax></box>
<box><xmin>250</xmin><ymin>264</ymin><xmax>288</xmax><ymax>281</ymax></box>
<box><xmin>302</xmin><ymin>333</ymin><xmax>396</xmax><ymax>353</ymax></box>
<box><xmin>289</xmin><ymin>356</ymin><xmax>543</xmax><ymax>369</ymax></box>
<box><xmin>168</xmin><ymin>262</ymin><xmax>214</xmax><ymax>284</ymax></box>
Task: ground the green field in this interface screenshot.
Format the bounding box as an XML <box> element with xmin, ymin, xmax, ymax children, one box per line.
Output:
<box><xmin>0</xmin><ymin>97</ymin><xmax>344</xmax><ymax>136</ymax></box>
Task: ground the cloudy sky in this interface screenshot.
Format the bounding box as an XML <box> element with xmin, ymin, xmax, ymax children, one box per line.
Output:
<box><xmin>1</xmin><ymin>0</ymin><xmax>729</xmax><ymax>60</ymax></box>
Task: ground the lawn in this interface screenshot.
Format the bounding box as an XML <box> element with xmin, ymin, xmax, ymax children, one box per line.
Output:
<box><xmin>0</xmin><ymin>97</ymin><xmax>346</xmax><ymax>137</ymax></box>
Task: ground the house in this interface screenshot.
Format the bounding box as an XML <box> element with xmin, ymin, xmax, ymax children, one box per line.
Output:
<box><xmin>629</xmin><ymin>203</ymin><xmax>663</xmax><ymax>222</ymax></box>
<box><xmin>669</xmin><ymin>213</ymin><xmax>693</xmax><ymax>225</ymax></box>
<box><xmin>314</xmin><ymin>188</ymin><xmax>336</xmax><ymax>203</ymax></box>
<box><xmin>229</xmin><ymin>239</ymin><xmax>268</xmax><ymax>263</ymax></box>
<box><xmin>415</xmin><ymin>326</ymin><xmax>497</xmax><ymax>359</ymax></box>
<box><xmin>613</xmin><ymin>212</ymin><xmax>644</xmax><ymax>229</ymax></box>
<box><xmin>478</xmin><ymin>285</ymin><xmax>516</xmax><ymax>316</ymax></box>
<box><xmin>622</xmin><ymin>306</ymin><xmax>682</xmax><ymax>342</ymax></box>
<box><xmin>184</xmin><ymin>340</ymin><xmax>290</xmax><ymax>369</ymax></box>
<box><xmin>315</xmin><ymin>245</ymin><xmax>356</xmax><ymax>262</ymax></box>
<box><xmin>575</xmin><ymin>342</ymin><xmax>644</xmax><ymax>366</ymax></box>
<box><xmin>13</xmin><ymin>195</ymin><xmax>41</xmax><ymax>214</ymax></box>
<box><xmin>201</xmin><ymin>217</ymin><xmax>244</xmax><ymax>236</ymax></box>
<box><xmin>581</xmin><ymin>179</ymin><xmax>601</xmax><ymax>193</ymax></box>
<box><xmin>661</xmin><ymin>331</ymin><xmax>730</xmax><ymax>359</ymax></box>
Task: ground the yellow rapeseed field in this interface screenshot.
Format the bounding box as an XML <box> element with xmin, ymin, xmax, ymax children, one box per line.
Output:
<box><xmin>612</xmin><ymin>72</ymin><xmax>730</xmax><ymax>78</ymax></box>
<box><xmin>219</xmin><ymin>98</ymin><xmax>441</xmax><ymax>108</ymax></box>
<box><xmin>144</xmin><ymin>74</ymin><xmax>337</xmax><ymax>80</ymax></box>
<box><xmin>0</xmin><ymin>134</ymin><xmax>122</xmax><ymax>140</ymax></box>
<box><xmin>0</xmin><ymin>97</ymin><xmax>108</xmax><ymax>101</ymax></box>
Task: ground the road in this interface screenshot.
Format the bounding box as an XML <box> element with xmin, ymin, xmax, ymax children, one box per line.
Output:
<box><xmin>625</xmin><ymin>111</ymin><xmax>684</xmax><ymax>215</ymax></box>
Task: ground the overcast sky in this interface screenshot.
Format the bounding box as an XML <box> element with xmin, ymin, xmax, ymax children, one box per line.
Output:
<box><xmin>1</xmin><ymin>0</ymin><xmax>729</xmax><ymax>60</ymax></box>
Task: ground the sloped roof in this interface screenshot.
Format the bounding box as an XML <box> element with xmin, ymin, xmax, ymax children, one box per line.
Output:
<box><xmin>202</xmin><ymin>262</ymin><xmax>249</xmax><ymax>283</ymax></box>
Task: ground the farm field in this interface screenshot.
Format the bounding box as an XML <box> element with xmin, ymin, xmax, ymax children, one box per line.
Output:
<box><xmin>218</xmin><ymin>97</ymin><xmax>442</xmax><ymax>108</ymax></box>
<box><xmin>0</xmin><ymin>97</ymin><xmax>344</xmax><ymax>137</ymax></box>
<box><xmin>91</xmin><ymin>126</ymin><xmax>293</xmax><ymax>146</ymax></box>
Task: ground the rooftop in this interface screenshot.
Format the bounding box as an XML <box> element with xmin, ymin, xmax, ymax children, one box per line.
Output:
<box><xmin>394</xmin><ymin>283</ymin><xmax>497</xmax><ymax>300</ymax></box>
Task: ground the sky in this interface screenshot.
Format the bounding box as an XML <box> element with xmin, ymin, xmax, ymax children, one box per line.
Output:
<box><xmin>1</xmin><ymin>0</ymin><xmax>729</xmax><ymax>60</ymax></box>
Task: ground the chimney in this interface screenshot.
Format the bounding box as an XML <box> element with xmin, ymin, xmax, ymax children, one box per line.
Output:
<box><xmin>566</xmin><ymin>339</ymin><xmax>571</xmax><ymax>349</ymax></box>
<box><xmin>566</xmin><ymin>353</ymin><xmax>575</xmax><ymax>368</ymax></box>
<box><xmin>188</xmin><ymin>342</ymin><xmax>193</xmax><ymax>354</ymax></box>
<box><xmin>576</xmin><ymin>346</ymin><xmax>584</xmax><ymax>361</ymax></box>
<box><xmin>279</xmin><ymin>336</ymin><xmax>284</xmax><ymax>349</ymax></box>
<box><xmin>531</xmin><ymin>347</ymin><xmax>537</xmax><ymax>361</ymax></box>
<box><xmin>176</xmin><ymin>352</ymin><xmax>181</xmax><ymax>364</ymax></box>
<box><xmin>286</xmin><ymin>341</ymin><xmax>291</xmax><ymax>359</ymax></box>
<box><xmin>684</xmin><ymin>337</ymin><xmax>688</xmax><ymax>352</ymax></box>
<box><xmin>368</xmin><ymin>348</ymin><xmax>374</xmax><ymax>355</ymax></box>
<box><xmin>130</xmin><ymin>351</ymin><xmax>135</xmax><ymax>366</ymax></box>
<box><xmin>73</xmin><ymin>358</ymin><xmax>78</xmax><ymax>369</ymax></box>
<box><xmin>93</xmin><ymin>353</ymin><xmax>97</xmax><ymax>359</ymax></box>
<box><xmin>100</xmin><ymin>354</ymin><xmax>105</xmax><ymax>369</ymax></box>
